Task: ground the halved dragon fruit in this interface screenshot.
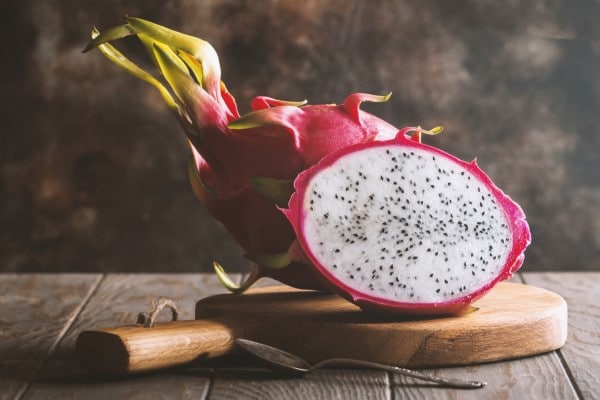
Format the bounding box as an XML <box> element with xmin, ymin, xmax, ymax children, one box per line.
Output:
<box><xmin>282</xmin><ymin>127</ymin><xmax>531</xmax><ymax>315</ymax></box>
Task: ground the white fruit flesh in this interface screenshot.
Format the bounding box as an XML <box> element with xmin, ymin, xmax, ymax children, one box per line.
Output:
<box><xmin>301</xmin><ymin>145</ymin><xmax>512</xmax><ymax>303</ymax></box>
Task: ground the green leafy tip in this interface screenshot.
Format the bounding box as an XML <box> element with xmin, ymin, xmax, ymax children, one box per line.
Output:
<box><xmin>213</xmin><ymin>261</ymin><xmax>259</xmax><ymax>294</ymax></box>
<box><xmin>126</xmin><ymin>17</ymin><xmax>210</xmax><ymax>62</ymax></box>
<box><xmin>250</xmin><ymin>177</ymin><xmax>294</xmax><ymax>207</ymax></box>
<box><xmin>251</xmin><ymin>96</ymin><xmax>308</xmax><ymax>110</ymax></box>
<box><xmin>84</xmin><ymin>17</ymin><xmax>226</xmax><ymax>123</ymax></box>
<box><xmin>244</xmin><ymin>251</ymin><xmax>292</xmax><ymax>270</ymax></box>
<box><xmin>82</xmin><ymin>24</ymin><xmax>137</xmax><ymax>53</ymax></box>
<box><xmin>408</xmin><ymin>125</ymin><xmax>444</xmax><ymax>143</ymax></box>
<box><xmin>343</xmin><ymin>92</ymin><xmax>392</xmax><ymax>124</ymax></box>
<box><xmin>423</xmin><ymin>125</ymin><xmax>444</xmax><ymax>135</ymax></box>
<box><xmin>244</xmin><ymin>240</ymin><xmax>304</xmax><ymax>270</ymax></box>
<box><xmin>86</xmin><ymin>27</ymin><xmax>179</xmax><ymax>113</ymax></box>
<box><xmin>125</xmin><ymin>17</ymin><xmax>222</xmax><ymax>97</ymax></box>
<box><xmin>226</xmin><ymin>107</ymin><xmax>296</xmax><ymax>131</ymax></box>
<box><xmin>460</xmin><ymin>306</ymin><xmax>480</xmax><ymax>316</ymax></box>
<box><xmin>188</xmin><ymin>155</ymin><xmax>217</xmax><ymax>198</ymax></box>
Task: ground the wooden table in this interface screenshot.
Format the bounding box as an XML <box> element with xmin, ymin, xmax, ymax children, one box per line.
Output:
<box><xmin>1</xmin><ymin>272</ymin><xmax>597</xmax><ymax>399</ymax></box>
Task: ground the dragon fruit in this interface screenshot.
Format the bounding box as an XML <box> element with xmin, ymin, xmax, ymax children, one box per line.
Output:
<box><xmin>84</xmin><ymin>18</ymin><xmax>399</xmax><ymax>291</ymax></box>
<box><xmin>282</xmin><ymin>127</ymin><xmax>531</xmax><ymax>315</ymax></box>
<box><xmin>85</xmin><ymin>19</ymin><xmax>531</xmax><ymax>310</ymax></box>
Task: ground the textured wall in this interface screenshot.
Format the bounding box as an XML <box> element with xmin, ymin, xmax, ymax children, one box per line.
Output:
<box><xmin>1</xmin><ymin>0</ymin><xmax>599</xmax><ymax>272</ymax></box>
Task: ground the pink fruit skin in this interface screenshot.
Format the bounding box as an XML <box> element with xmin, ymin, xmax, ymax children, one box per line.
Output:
<box><xmin>188</xmin><ymin>94</ymin><xmax>398</xmax><ymax>289</ymax></box>
<box><xmin>282</xmin><ymin>127</ymin><xmax>532</xmax><ymax>315</ymax></box>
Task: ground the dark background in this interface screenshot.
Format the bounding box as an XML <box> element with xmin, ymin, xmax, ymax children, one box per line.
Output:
<box><xmin>1</xmin><ymin>0</ymin><xmax>599</xmax><ymax>273</ymax></box>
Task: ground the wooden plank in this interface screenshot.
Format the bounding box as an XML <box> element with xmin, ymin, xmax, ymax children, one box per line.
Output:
<box><xmin>0</xmin><ymin>273</ymin><xmax>101</xmax><ymax>400</ymax></box>
<box><xmin>387</xmin><ymin>273</ymin><xmax>576</xmax><ymax>399</ymax></box>
<box><xmin>523</xmin><ymin>272</ymin><xmax>599</xmax><ymax>400</ymax></box>
<box><xmin>13</xmin><ymin>272</ymin><xmax>586</xmax><ymax>399</ymax></box>
<box><xmin>208</xmin><ymin>369</ymin><xmax>389</xmax><ymax>400</ymax></box>
<box><xmin>22</xmin><ymin>273</ymin><xmax>240</xmax><ymax>400</ymax></box>
<box><xmin>390</xmin><ymin>354</ymin><xmax>577</xmax><ymax>399</ymax></box>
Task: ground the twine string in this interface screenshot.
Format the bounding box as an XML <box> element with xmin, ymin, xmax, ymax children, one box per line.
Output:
<box><xmin>136</xmin><ymin>297</ymin><xmax>180</xmax><ymax>328</ymax></box>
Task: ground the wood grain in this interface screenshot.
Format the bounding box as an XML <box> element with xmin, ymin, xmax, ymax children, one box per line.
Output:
<box><xmin>195</xmin><ymin>282</ymin><xmax>566</xmax><ymax>368</ymax></box>
<box><xmin>22</xmin><ymin>273</ymin><xmax>239</xmax><ymax>400</ymax></box>
<box><xmin>76</xmin><ymin>320</ymin><xmax>235</xmax><ymax>375</ymax></box>
<box><xmin>209</xmin><ymin>369</ymin><xmax>389</xmax><ymax>400</ymax></box>
<box><xmin>523</xmin><ymin>272</ymin><xmax>600</xmax><ymax>400</ymax></box>
<box><xmin>391</xmin><ymin>354</ymin><xmax>578</xmax><ymax>399</ymax></box>
<box><xmin>0</xmin><ymin>274</ymin><xmax>101</xmax><ymax>400</ymax></box>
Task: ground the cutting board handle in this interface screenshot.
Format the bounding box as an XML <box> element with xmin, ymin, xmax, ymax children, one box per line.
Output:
<box><xmin>76</xmin><ymin>320</ymin><xmax>234</xmax><ymax>375</ymax></box>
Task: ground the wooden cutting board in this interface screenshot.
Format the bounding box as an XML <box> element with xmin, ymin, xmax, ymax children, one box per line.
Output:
<box><xmin>76</xmin><ymin>282</ymin><xmax>567</xmax><ymax>375</ymax></box>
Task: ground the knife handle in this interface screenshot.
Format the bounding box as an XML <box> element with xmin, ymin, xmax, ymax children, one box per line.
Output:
<box><xmin>75</xmin><ymin>320</ymin><xmax>234</xmax><ymax>375</ymax></box>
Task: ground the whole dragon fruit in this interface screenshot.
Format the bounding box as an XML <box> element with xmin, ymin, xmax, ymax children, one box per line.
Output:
<box><xmin>84</xmin><ymin>18</ymin><xmax>398</xmax><ymax>291</ymax></box>
<box><xmin>282</xmin><ymin>127</ymin><xmax>531</xmax><ymax>315</ymax></box>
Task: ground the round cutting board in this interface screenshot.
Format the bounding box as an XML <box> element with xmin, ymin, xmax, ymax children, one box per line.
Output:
<box><xmin>195</xmin><ymin>282</ymin><xmax>568</xmax><ymax>367</ymax></box>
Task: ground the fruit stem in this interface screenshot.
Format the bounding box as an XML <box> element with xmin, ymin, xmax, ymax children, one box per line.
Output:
<box><xmin>213</xmin><ymin>261</ymin><xmax>260</xmax><ymax>294</ymax></box>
